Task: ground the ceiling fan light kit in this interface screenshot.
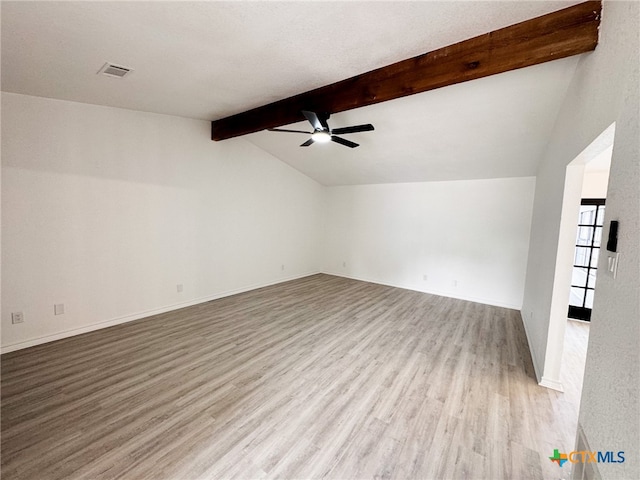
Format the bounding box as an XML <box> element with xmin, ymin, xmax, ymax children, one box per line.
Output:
<box><xmin>311</xmin><ymin>131</ymin><xmax>331</xmax><ymax>143</ymax></box>
<box><xmin>268</xmin><ymin>110</ymin><xmax>374</xmax><ymax>148</ymax></box>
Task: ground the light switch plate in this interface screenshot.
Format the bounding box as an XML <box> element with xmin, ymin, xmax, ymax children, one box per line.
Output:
<box><xmin>606</xmin><ymin>252</ymin><xmax>619</xmax><ymax>279</ymax></box>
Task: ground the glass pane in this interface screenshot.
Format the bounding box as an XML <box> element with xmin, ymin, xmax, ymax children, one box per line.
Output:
<box><xmin>596</xmin><ymin>205</ymin><xmax>606</xmax><ymax>226</ymax></box>
<box><xmin>585</xmin><ymin>289</ymin><xmax>595</xmax><ymax>309</ymax></box>
<box><xmin>590</xmin><ymin>248</ymin><xmax>600</xmax><ymax>268</ymax></box>
<box><xmin>572</xmin><ymin>267</ymin><xmax>589</xmax><ymax>287</ymax></box>
<box><xmin>576</xmin><ymin>226</ymin><xmax>594</xmax><ymax>246</ymax></box>
<box><xmin>570</xmin><ymin>287</ymin><xmax>585</xmax><ymax>307</ymax></box>
<box><xmin>579</xmin><ymin>205</ymin><xmax>597</xmax><ymax>225</ymax></box>
<box><xmin>593</xmin><ymin>226</ymin><xmax>603</xmax><ymax>247</ymax></box>
<box><xmin>575</xmin><ymin>247</ymin><xmax>591</xmax><ymax>267</ymax></box>
<box><xmin>588</xmin><ymin>270</ymin><xmax>598</xmax><ymax>289</ymax></box>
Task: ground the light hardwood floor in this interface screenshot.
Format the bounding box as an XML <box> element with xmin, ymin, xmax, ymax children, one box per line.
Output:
<box><xmin>560</xmin><ymin>319</ymin><xmax>589</xmax><ymax>410</ymax></box>
<box><xmin>2</xmin><ymin>274</ymin><xmax>584</xmax><ymax>479</ymax></box>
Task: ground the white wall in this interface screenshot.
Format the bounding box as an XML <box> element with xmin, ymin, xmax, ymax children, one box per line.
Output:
<box><xmin>322</xmin><ymin>177</ymin><xmax>535</xmax><ymax>309</ymax></box>
<box><xmin>521</xmin><ymin>1</ymin><xmax>639</xmax><ymax>478</ymax></box>
<box><xmin>581</xmin><ymin>170</ymin><xmax>610</xmax><ymax>198</ymax></box>
<box><xmin>1</xmin><ymin>92</ymin><xmax>324</xmax><ymax>352</ymax></box>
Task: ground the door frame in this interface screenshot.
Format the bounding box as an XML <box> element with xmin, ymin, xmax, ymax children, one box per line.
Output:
<box><xmin>539</xmin><ymin>123</ymin><xmax>615</xmax><ymax>391</ymax></box>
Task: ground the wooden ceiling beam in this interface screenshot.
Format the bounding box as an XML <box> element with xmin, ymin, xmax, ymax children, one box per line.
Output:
<box><xmin>211</xmin><ymin>1</ymin><xmax>601</xmax><ymax>141</ymax></box>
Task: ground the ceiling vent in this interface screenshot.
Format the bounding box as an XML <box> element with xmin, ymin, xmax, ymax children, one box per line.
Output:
<box><xmin>97</xmin><ymin>62</ymin><xmax>132</xmax><ymax>78</ymax></box>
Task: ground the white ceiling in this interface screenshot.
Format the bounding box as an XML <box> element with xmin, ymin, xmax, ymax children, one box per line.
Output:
<box><xmin>246</xmin><ymin>58</ymin><xmax>578</xmax><ymax>185</ymax></box>
<box><xmin>1</xmin><ymin>1</ymin><xmax>583</xmax><ymax>186</ymax></box>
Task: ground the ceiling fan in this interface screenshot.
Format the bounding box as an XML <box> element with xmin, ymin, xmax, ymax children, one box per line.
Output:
<box><xmin>268</xmin><ymin>110</ymin><xmax>374</xmax><ymax>148</ymax></box>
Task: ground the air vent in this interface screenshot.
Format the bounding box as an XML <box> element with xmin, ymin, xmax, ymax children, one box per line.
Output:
<box><xmin>97</xmin><ymin>62</ymin><xmax>132</xmax><ymax>78</ymax></box>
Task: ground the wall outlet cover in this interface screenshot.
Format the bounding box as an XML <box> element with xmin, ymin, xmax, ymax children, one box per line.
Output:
<box><xmin>606</xmin><ymin>252</ymin><xmax>619</xmax><ymax>279</ymax></box>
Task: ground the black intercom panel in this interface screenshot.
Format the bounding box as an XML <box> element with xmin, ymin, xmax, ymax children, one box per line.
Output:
<box><xmin>607</xmin><ymin>220</ymin><xmax>619</xmax><ymax>252</ymax></box>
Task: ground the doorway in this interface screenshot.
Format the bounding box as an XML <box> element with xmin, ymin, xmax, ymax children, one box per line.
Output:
<box><xmin>539</xmin><ymin>122</ymin><xmax>614</xmax><ymax>393</ymax></box>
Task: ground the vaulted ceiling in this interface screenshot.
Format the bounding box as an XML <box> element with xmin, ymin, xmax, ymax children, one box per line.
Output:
<box><xmin>1</xmin><ymin>1</ymin><xmax>587</xmax><ymax>185</ymax></box>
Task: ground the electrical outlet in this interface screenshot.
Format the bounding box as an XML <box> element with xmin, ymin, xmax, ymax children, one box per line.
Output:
<box><xmin>423</xmin><ymin>274</ymin><xmax>428</xmax><ymax>281</ymax></box>
<box><xmin>54</xmin><ymin>304</ymin><xmax>65</xmax><ymax>315</ymax></box>
<box><xmin>342</xmin><ymin>261</ymin><xmax>347</xmax><ymax>268</ymax></box>
<box><xmin>453</xmin><ymin>280</ymin><xmax>458</xmax><ymax>287</ymax></box>
<box><xmin>281</xmin><ymin>264</ymin><xmax>285</xmax><ymax>271</ymax></box>
<box><xmin>177</xmin><ymin>284</ymin><xmax>184</xmax><ymax>293</ymax></box>
<box><xmin>11</xmin><ymin>312</ymin><xmax>24</xmax><ymax>324</ymax></box>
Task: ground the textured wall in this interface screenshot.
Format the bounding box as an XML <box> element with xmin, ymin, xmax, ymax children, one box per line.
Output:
<box><xmin>578</xmin><ymin>3</ymin><xmax>640</xmax><ymax>476</ymax></box>
<box><xmin>521</xmin><ymin>1</ymin><xmax>639</xmax><ymax>477</ymax></box>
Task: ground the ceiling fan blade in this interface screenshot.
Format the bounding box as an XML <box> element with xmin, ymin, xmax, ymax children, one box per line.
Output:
<box><xmin>300</xmin><ymin>138</ymin><xmax>315</xmax><ymax>147</ymax></box>
<box><xmin>331</xmin><ymin>136</ymin><xmax>359</xmax><ymax>148</ymax></box>
<box><xmin>318</xmin><ymin>114</ymin><xmax>330</xmax><ymax>132</ymax></box>
<box><xmin>302</xmin><ymin>110</ymin><xmax>322</xmax><ymax>131</ymax></box>
<box><xmin>268</xmin><ymin>128</ymin><xmax>311</xmax><ymax>134</ymax></box>
<box><xmin>302</xmin><ymin>110</ymin><xmax>330</xmax><ymax>132</ymax></box>
<box><xmin>331</xmin><ymin>124</ymin><xmax>375</xmax><ymax>135</ymax></box>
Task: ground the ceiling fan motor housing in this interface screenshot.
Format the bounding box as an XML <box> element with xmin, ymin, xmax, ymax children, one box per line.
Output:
<box><xmin>268</xmin><ymin>110</ymin><xmax>373</xmax><ymax>148</ymax></box>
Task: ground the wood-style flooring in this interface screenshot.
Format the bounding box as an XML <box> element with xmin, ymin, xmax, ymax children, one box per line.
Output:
<box><xmin>1</xmin><ymin>274</ymin><xmax>584</xmax><ymax>479</ymax></box>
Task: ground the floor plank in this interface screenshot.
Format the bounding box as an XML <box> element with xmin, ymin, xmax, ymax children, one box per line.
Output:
<box><xmin>1</xmin><ymin>274</ymin><xmax>584</xmax><ymax>479</ymax></box>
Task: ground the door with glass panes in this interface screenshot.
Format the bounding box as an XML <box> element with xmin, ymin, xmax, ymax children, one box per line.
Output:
<box><xmin>568</xmin><ymin>199</ymin><xmax>605</xmax><ymax>321</ymax></box>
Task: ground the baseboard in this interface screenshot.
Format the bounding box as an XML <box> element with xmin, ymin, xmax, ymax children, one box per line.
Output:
<box><xmin>520</xmin><ymin>310</ymin><xmax>543</xmax><ymax>383</ymax></box>
<box><xmin>1</xmin><ymin>271</ymin><xmax>320</xmax><ymax>354</ymax></box>
<box><xmin>539</xmin><ymin>376</ymin><xmax>564</xmax><ymax>392</ymax></box>
<box><xmin>516</xmin><ymin>311</ymin><xmax>559</xmax><ymax>390</ymax></box>
<box><xmin>321</xmin><ymin>271</ymin><xmax>522</xmax><ymax>310</ymax></box>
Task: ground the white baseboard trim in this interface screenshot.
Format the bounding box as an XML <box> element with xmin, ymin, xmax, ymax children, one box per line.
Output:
<box><xmin>1</xmin><ymin>271</ymin><xmax>320</xmax><ymax>354</ymax></box>
<box><xmin>539</xmin><ymin>376</ymin><xmax>564</xmax><ymax>392</ymax></box>
<box><xmin>520</xmin><ymin>311</ymin><xmax>543</xmax><ymax>383</ymax></box>
<box><xmin>321</xmin><ymin>271</ymin><xmax>522</xmax><ymax>310</ymax></box>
